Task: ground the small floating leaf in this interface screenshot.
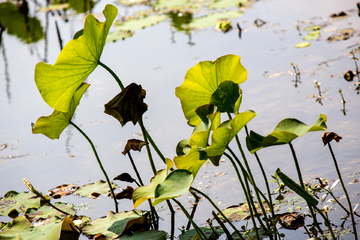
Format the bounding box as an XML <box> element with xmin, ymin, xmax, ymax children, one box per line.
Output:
<box><xmin>75</xmin><ymin>180</ymin><xmax>118</xmax><ymax>198</ymax></box>
<box><xmin>107</xmin><ymin>30</ymin><xmax>134</xmax><ymax>42</ymax></box>
<box><xmin>189</xmin><ymin>11</ymin><xmax>243</xmax><ymax>29</ymax></box>
<box><xmin>0</xmin><ymin>191</ymin><xmax>40</xmax><ymax>218</ymax></box>
<box><xmin>48</xmin><ymin>184</ymin><xmax>79</xmax><ymax>199</ymax></box>
<box><xmin>219</xmin><ymin>201</ymin><xmax>270</xmax><ymax>222</ymax></box>
<box><xmin>295</xmin><ymin>41</ymin><xmax>310</xmax><ymax>48</ymax></box>
<box><xmin>179</xmin><ymin>226</ymin><xmax>224</xmax><ymax>240</ymax></box>
<box><xmin>116</xmin><ymin>14</ymin><xmax>167</xmax><ymax>31</ymax></box>
<box><xmin>303</xmin><ymin>30</ymin><xmax>320</xmax><ymax>40</ymax></box>
<box><xmin>25</xmin><ymin>202</ymin><xmax>75</xmax><ymax>220</ymax></box>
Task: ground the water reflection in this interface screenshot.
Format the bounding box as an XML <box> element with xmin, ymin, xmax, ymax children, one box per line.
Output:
<box><xmin>1</xmin><ymin>40</ymin><xmax>11</xmax><ymax>103</ymax></box>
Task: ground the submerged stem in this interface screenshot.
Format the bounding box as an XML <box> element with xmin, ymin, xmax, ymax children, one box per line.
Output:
<box><xmin>70</xmin><ymin>121</ymin><xmax>118</xmax><ymax>213</ymax></box>
<box><xmin>327</xmin><ymin>143</ymin><xmax>357</xmax><ymax>239</ymax></box>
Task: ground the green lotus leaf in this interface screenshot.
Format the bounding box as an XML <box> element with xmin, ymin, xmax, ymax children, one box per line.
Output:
<box><xmin>35</xmin><ymin>4</ymin><xmax>117</xmax><ymax>112</ymax></box>
<box><xmin>246</xmin><ymin>114</ymin><xmax>327</xmax><ymax>153</ymax></box>
<box><xmin>205</xmin><ymin>110</ymin><xmax>257</xmax><ymax>165</ymax></box>
<box><xmin>276</xmin><ymin>168</ymin><xmax>318</xmax><ymax>206</ymax></box>
<box><xmin>32</xmin><ymin>83</ymin><xmax>90</xmax><ymax>139</ymax></box>
<box><xmin>0</xmin><ymin>191</ymin><xmax>40</xmax><ymax>218</ymax></box>
<box><xmin>115</xmin><ymin>14</ymin><xmax>167</xmax><ymax>31</ymax></box>
<box><xmin>107</xmin><ymin>30</ymin><xmax>134</xmax><ymax>42</ymax></box>
<box><xmin>232</xmin><ymin>227</ymin><xmax>268</xmax><ymax>240</ymax></box>
<box><xmin>174</xmin><ymin>146</ymin><xmax>207</xmax><ymax>178</ymax></box>
<box><xmin>209</xmin><ymin>0</ymin><xmax>249</xmax><ymax>9</ymax></box>
<box><xmin>219</xmin><ymin>201</ymin><xmax>270</xmax><ymax>222</ymax></box>
<box><xmin>209</xmin><ymin>81</ymin><xmax>241</xmax><ymax>113</ymax></box>
<box><xmin>0</xmin><ymin>2</ymin><xmax>44</xmax><ymax>44</ymax></box>
<box><xmin>153</xmin><ymin>169</ymin><xmax>193</xmax><ymax>206</ymax></box>
<box><xmin>75</xmin><ymin>180</ymin><xmax>118</xmax><ymax>198</ymax></box>
<box><xmin>189</xmin><ymin>11</ymin><xmax>243</xmax><ymax>29</ymax></box>
<box><xmin>25</xmin><ymin>202</ymin><xmax>75</xmax><ymax>220</ymax></box>
<box><xmin>0</xmin><ymin>216</ymin><xmax>79</xmax><ymax>240</ymax></box>
<box><xmin>133</xmin><ymin>159</ymin><xmax>173</xmax><ymax>208</ymax></box>
<box><xmin>81</xmin><ymin>210</ymin><xmax>147</xmax><ymax>239</ymax></box>
<box><xmin>176</xmin><ymin>54</ymin><xmax>247</xmax><ymax>126</ymax></box>
<box><xmin>119</xmin><ymin>230</ymin><xmax>167</xmax><ymax>240</ymax></box>
<box><xmin>68</xmin><ymin>0</ymin><xmax>95</xmax><ymax>13</ymax></box>
<box><xmin>179</xmin><ymin>226</ymin><xmax>224</xmax><ymax>240</ymax></box>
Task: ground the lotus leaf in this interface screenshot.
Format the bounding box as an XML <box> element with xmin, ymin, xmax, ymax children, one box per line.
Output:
<box><xmin>179</xmin><ymin>226</ymin><xmax>224</xmax><ymax>240</ymax></box>
<box><xmin>189</xmin><ymin>11</ymin><xmax>243</xmax><ymax>29</ymax></box>
<box><xmin>133</xmin><ymin>158</ymin><xmax>173</xmax><ymax>208</ymax></box>
<box><xmin>119</xmin><ymin>230</ymin><xmax>167</xmax><ymax>239</ymax></box>
<box><xmin>26</xmin><ymin>202</ymin><xmax>75</xmax><ymax>220</ymax></box>
<box><xmin>81</xmin><ymin>210</ymin><xmax>148</xmax><ymax>239</ymax></box>
<box><xmin>32</xmin><ymin>83</ymin><xmax>89</xmax><ymax>139</ymax></box>
<box><xmin>232</xmin><ymin>227</ymin><xmax>268</xmax><ymax>240</ymax></box>
<box><xmin>295</xmin><ymin>41</ymin><xmax>310</xmax><ymax>48</ymax></box>
<box><xmin>246</xmin><ymin>114</ymin><xmax>327</xmax><ymax>153</ymax></box>
<box><xmin>176</xmin><ymin>54</ymin><xmax>247</xmax><ymax>126</ymax></box>
<box><xmin>35</xmin><ymin>4</ymin><xmax>117</xmax><ymax>112</ymax></box>
<box><xmin>115</xmin><ymin>14</ymin><xmax>167</xmax><ymax>31</ymax></box>
<box><xmin>0</xmin><ymin>191</ymin><xmax>40</xmax><ymax>218</ymax></box>
<box><xmin>174</xmin><ymin>146</ymin><xmax>207</xmax><ymax>178</ymax></box>
<box><xmin>209</xmin><ymin>0</ymin><xmax>248</xmax><ymax>9</ymax></box>
<box><xmin>219</xmin><ymin>201</ymin><xmax>270</xmax><ymax>222</ymax></box>
<box><xmin>107</xmin><ymin>30</ymin><xmax>134</xmax><ymax>42</ymax></box>
<box><xmin>153</xmin><ymin>169</ymin><xmax>193</xmax><ymax>205</ymax></box>
<box><xmin>75</xmin><ymin>180</ymin><xmax>118</xmax><ymax>198</ymax></box>
<box><xmin>303</xmin><ymin>30</ymin><xmax>320</xmax><ymax>40</ymax></box>
<box><xmin>0</xmin><ymin>216</ymin><xmax>79</xmax><ymax>240</ymax></box>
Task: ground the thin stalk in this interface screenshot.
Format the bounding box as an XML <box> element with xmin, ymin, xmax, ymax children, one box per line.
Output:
<box><xmin>190</xmin><ymin>187</ymin><xmax>244</xmax><ymax>240</ymax></box>
<box><xmin>312</xmin><ymin>205</ymin><xmax>336</xmax><ymax>240</ymax></box>
<box><xmin>288</xmin><ymin>142</ymin><xmax>322</xmax><ymax>234</ymax></box>
<box><xmin>98</xmin><ymin>61</ymin><xmax>124</xmax><ymax>90</ymax></box>
<box><xmin>328</xmin><ymin>142</ymin><xmax>357</xmax><ymax>239</ymax></box>
<box><xmin>187</xmin><ymin>191</ymin><xmax>200</xmax><ymax>230</ymax></box>
<box><xmin>70</xmin><ymin>121</ymin><xmax>118</xmax><ymax>213</ymax></box>
<box><xmin>212</xmin><ymin>211</ymin><xmax>233</xmax><ymax>240</ymax></box>
<box><xmin>245</xmin><ymin>125</ymin><xmax>275</xmax><ymax>218</ymax></box>
<box><xmin>226</xmin><ymin>149</ymin><xmax>269</xmax><ymax>235</ymax></box>
<box><xmin>138</xmin><ymin>118</ymin><xmax>157</xmax><ymax>175</ymax></box>
<box><xmin>166</xmin><ymin>200</ymin><xmax>175</xmax><ymax>240</ymax></box>
<box><xmin>127</xmin><ymin>152</ymin><xmax>145</xmax><ymax>186</ymax></box>
<box><xmin>172</xmin><ymin>198</ymin><xmax>207</xmax><ymax>240</ymax></box>
<box><xmin>145</xmin><ymin>130</ymin><xmax>166</xmax><ymax>163</ymax></box>
<box><xmin>327</xmin><ymin>190</ymin><xmax>350</xmax><ymax>215</ymax></box>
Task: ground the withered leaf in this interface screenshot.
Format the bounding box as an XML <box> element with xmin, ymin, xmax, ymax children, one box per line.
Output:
<box><xmin>122</xmin><ymin>139</ymin><xmax>148</xmax><ymax>155</ymax></box>
<box><xmin>115</xmin><ymin>186</ymin><xmax>134</xmax><ymax>200</ymax></box>
<box><xmin>104</xmin><ymin>83</ymin><xmax>148</xmax><ymax>126</ymax></box>
<box><xmin>48</xmin><ymin>184</ymin><xmax>79</xmax><ymax>199</ymax></box>
<box><xmin>114</xmin><ymin>173</ymin><xmax>135</xmax><ymax>183</ymax></box>
<box><xmin>322</xmin><ymin>132</ymin><xmax>342</xmax><ymax>146</ymax></box>
<box><xmin>278</xmin><ymin>212</ymin><xmax>305</xmax><ymax>230</ymax></box>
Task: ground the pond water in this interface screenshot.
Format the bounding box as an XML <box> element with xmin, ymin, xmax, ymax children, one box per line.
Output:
<box><xmin>0</xmin><ymin>0</ymin><xmax>359</xmax><ymax>239</ymax></box>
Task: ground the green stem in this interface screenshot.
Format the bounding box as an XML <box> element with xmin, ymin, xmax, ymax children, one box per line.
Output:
<box><xmin>328</xmin><ymin>190</ymin><xmax>350</xmax><ymax>214</ymax></box>
<box><xmin>312</xmin><ymin>205</ymin><xmax>336</xmax><ymax>240</ymax></box>
<box><xmin>138</xmin><ymin>118</ymin><xmax>157</xmax><ymax>175</ymax></box>
<box><xmin>127</xmin><ymin>152</ymin><xmax>145</xmax><ymax>186</ymax></box>
<box><xmin>328</xmin><ymin>143</ymin><xmax>357</xmax><ymax>239</ymax></box>
<box><xmin>98</xmin><ymin>61</ymin><xmax>124</xmax><ymax>90</ymax></box>
<box><xmin>187</xmin><ymin>191</ymin><xmax>200</xmax><ymax>231</ymax></box>
<box><xmin>190</xmin><ymin>187</ymin><xmax>244</xmax><ymax>240</ymax></box>
<box><xmin>288</xmin><ymin>142</ymin><xmax>322</xmax><ymax>234</ymax></box>
<box><xmin>70</xmin><ymin>121</ymin><xmax>118</xmax><ymax>213</ymax></box>
<box><xmin>166</xmin><ymin>200</ymin><xmax>175</xmax><ymax>240</ymax></box>
<box><xmin>172</xmin><ymin>198</ymin><xmax>207</xmax><ymax>240</ymax></box>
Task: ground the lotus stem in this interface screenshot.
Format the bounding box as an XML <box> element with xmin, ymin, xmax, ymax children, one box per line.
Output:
<box><xmin>190</xmin><ymin>187</ymin><xmax>244</xmax><ymax>240</ymax></box>
<box><xmin>187</xmin><ymin>191</ymin><xmax>200</xmax><ymax>231</ymax></box>
<box><xmin>166</xmin><ymin>200</ymin><xmax>175</xmax><ymax>240</ymax></box>
<box><xmin>288</xmin><ymin>142</ymin><xmax>323</xmax><ymax>234</ymax></box>
<box><xmin>98</xmin><ymin>61</ymin><xmax>125</xmax><ymax>90</ymax></box>
<box><xmin>138</xmin><ymin>118</ymin><xmax>157</xmax><ymax>175</ymax></box>
<box><xmin>327</xmin><ymin>142</ymin><xmax>357</xmax><ymax>239</ymax></box>
<box><xmin>172</xmin><ymin>198</ymin><xmax>207</xmax><ymax>240</ymax></box>
<box><xmin>69</xmin><ymin>121</ymin><xmax>118</xmax><ymax>213</ymax></box>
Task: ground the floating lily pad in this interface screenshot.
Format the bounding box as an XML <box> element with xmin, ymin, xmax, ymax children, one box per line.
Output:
<box><xmin>303</xmin><ymin>25</ymin><xmax>322</xmax><ymax>31</ymax></box>
<box><xmin>189</xmin><ymin>10</ymin><xmax>243</xmax><ymax>29</ymax></box>
<box><xmin>107</xmin><ymin>30</ymin><xmax>134</xmax><ymax>42</ymax></box>
<box><xmin>295</xmin><ymin>41</ymin><xmax>310</xmax><ymax>48</ymax></box>
<box><xmin>35</xmin><ymin>4</ymin><xmax>117</xmax><ymax>112</ymax></box>
<box><xmin>179</xmin><ymin>226</ymin><xmax>224</xmax><ymax>240</ymax></box>
<box><xmin>0</xmin><ymin>191</ymin><xmax>40</xmax><ymax>218</ymax></box>
<box><xmin>219</xmin><ymin>201</ymin><xmax>270</xmax><ymax>222</ymax></box>
<box><xmin>116</xmin><ymin>14</ymin><xmax>167</xmax><ymax>31</ymax></box>
<box><xmin>303</xmin><ymin>30</ymin><xmax>320</xmax><ymax>40</ymax></box>
<box><xmin>119</xmin><ymin>230</ymin><xmax>167</xmax><ymax>239</ymax></box>
<box><xmin>209</xmin><ymin>0</ymin><xmax>248</xmax><ymax>9</ymax></box>
<box><xmin>327</xmin><ymin>28</ymin><xmax>354</xmax><ymax>42</ymax></box>
<box><xmin>26</xmin><ymin>202</ymin><xmax>75</xmax><ymax>220</ymax></box>
<box><xmin>117</xmin><ymin>0</ymin><xmax>151</xmax><ymax>7</ymax></box>
<box><xmin>75</xmin><ymin>180</ymin><xmax>118</xmax><ymax>198</ymax></box>
<box><xmin>48</xmin><ymin>184</ymin><xmax>79</xmax><ymax>199</ymax></box>
<box><xmin>232</xmin><ymin>227</ymin><xmax>268</xmax><ymax>240</ymax></box>
<box><xmin>81</xmin><ymin>210</ymin><xmax>148</xmax><ymax>239</ymax></box>
<box><xmin>0</xmin><ymin>216</ymin><xmax>79</xmax><ymax>240</ymax></box>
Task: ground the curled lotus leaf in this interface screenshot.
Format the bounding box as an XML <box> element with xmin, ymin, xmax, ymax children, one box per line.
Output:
<box><xmin>34</xmin><ymin>4</ymin><xmax>117</xmax><ymax>112</ymax></box>
<box><xmin>105</xmin><ymin>83</ymin><xmax>148</xmax><ymax>126</ymax></box>
<box><xmin>175</xmin><ymin>54</ymin><xmax>247</xmax><ymax>126</ymax></box>
<box><xmin>133</xmin><ymin>159</ymin><xmax>173</xmax><ymax>208</ymax></box>
<box><xmin>246</xmin><ymin>114</ymin><xmax>327</xmax><ymax>153</ymax></box>
<box><xmin>32</xmin><ymin>83</ymin><xmax>90</xmax><ymax>139</ymax></box>
<box><xmin>122</xmin><ymin>139</ymin><xmax>148</xmax><ymax>155</ymax></box>
<box><xmin>322</xmin><ymin>132</ymin><xmax>342</xmax><ymax>146</ymax></box>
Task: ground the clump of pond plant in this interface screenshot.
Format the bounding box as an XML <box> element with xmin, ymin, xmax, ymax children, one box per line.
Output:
<box><xmin>0</xmin><ymin>4</ymin><xmax>359</xmax><ymax>240</ymax></box>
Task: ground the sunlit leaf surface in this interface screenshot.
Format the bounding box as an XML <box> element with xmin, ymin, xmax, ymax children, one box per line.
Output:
<box><xmin>0</xmin><ymin>191</ymin><xmax>40</xmax><ymax>218</ymax></box>
<box><xmin>246</xmin><ymin>114</ymin><xmax>327</xmax><ymax>153</ymax></box>
<box><xmin>75</xmin><ymin>180</ymin><xmax>118</xmax><ymax>198</ymax></box>
<box><xmin>32</xmin><ymin>83</ymin><xmax>89</xmax><ymax>139</ymax></box>
<box><xmin>35</xmin><ymin>4</ymin><xmax>117</xmax><ymax>112</ymax></box>
<box><xmin>26</xmin><ymin>202</ymin><xmax>75</xmax><ymax>220</ymax></box>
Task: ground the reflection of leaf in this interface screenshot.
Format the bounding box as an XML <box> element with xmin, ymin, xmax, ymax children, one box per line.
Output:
<box><xmin>122</xmin><ymin>139</ymin><xmax>148</xmax><ymax>155</ymax></box>
<box><xmin>32</xmin><ymin>83</ymin><xmax>90</xmax><ymax>139</ymax></box>
<box><xmin>0</xmin><ymin>191</ymin><xmax>40</xmax><ymax>218</ymax></box>
<box><xmin>81</xmin><ymin>210</ymin><xmax>148</xmax><ymax>239</ymax></box>
<box><xmin>0</xmin><ymin>216</ymin><xmax>79</xmax><ymax>240</ymax></box>
<box><xmin>246</xmin><ymin>114</ymin><xmax>327</xmax><ymax>153</ymax></box>
<box><xmin>75</xmin><ymin>180</ymin><xmax>118</xmax><ymax>198</ymax></box>
<box><xmin>115</xmin><ymin>14</ymin><xmax>167</xmax><ymax>31</ymax></box>
<box><xmin>35</xmin><ymin>4</ymin><xmax>117</xmax><ymax>112</ymax></box>
<box><xmin>105</xmin><ymin>83</ymin><xmax>148</xmax><ymax>126</ymax></box>
<box><xmin>176</xmin><ymin>54</ymin><xmax>247</xmax><ymax>126</ymax></box>
<box><xmin>0</xmin><ymin>2</ymin><xmax>44</xmax><ymax>43</ymax></box>
<box><xmin>179</xmin><ymin>226</ymin><xmax>224</xmax><ymax>240</ymax></box>
<box><xmin>189</xmin><ymin>11</ymin><xmax>243</xmax><ymax>29</ymax></box>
